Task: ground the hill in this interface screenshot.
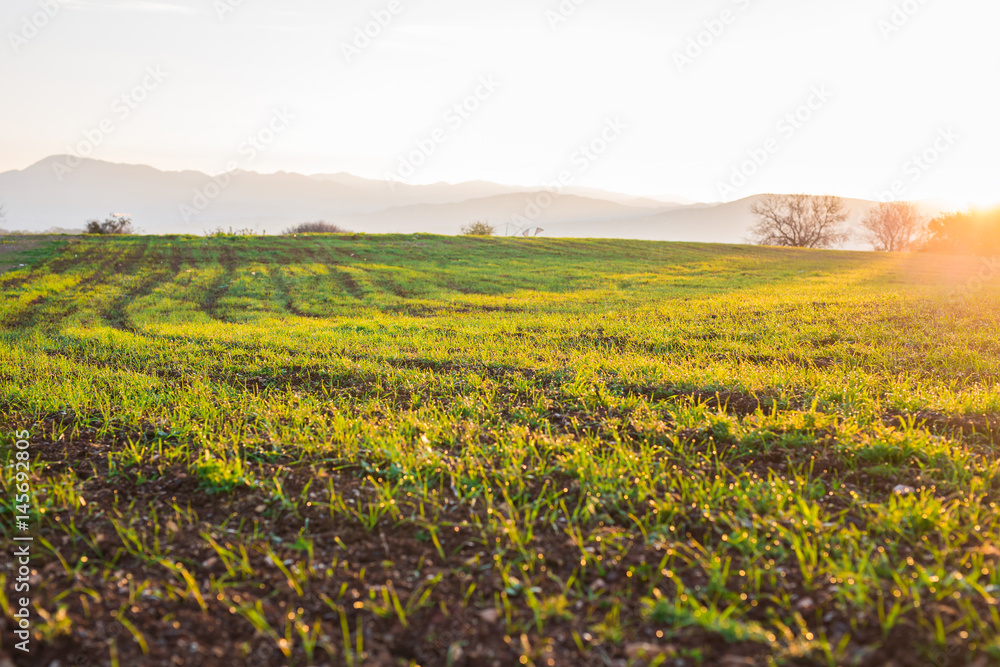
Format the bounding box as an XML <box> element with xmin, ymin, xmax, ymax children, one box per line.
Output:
<box><xmin>0</xmin><ymin>157</ymin><xmax>689</xmax><ymax>236</ymax></box>
<box><xmin>0</xmin><ymin>157</ymin><xmax>926</xmax><ymax>246</ymax></box>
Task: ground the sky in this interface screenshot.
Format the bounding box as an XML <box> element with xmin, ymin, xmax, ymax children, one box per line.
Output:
<box><xmin>2</xmin><ymin>0</ymin><xmax>999</xmax><ymax>206</ymax></box>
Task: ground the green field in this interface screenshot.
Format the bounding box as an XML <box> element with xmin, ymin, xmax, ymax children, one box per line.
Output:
<box><xmin>1</xmin><ymin>235</ymin><xmax>998</xmax><ymax>666</ymax></box>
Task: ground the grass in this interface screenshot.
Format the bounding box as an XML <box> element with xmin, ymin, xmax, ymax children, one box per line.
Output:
<box><xmin>0</xmin><ymin>233</ymin><xmax>998</xmax><ymax>666</ymax></box>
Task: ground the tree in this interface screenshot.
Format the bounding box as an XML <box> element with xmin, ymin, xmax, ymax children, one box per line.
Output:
<box><xmin>85</xmin><ymin>213</ymin><xmax>134</xmax><ymax>235</ymax></box>
<box><xmin>922</xmin><ymin>208</ymin><xmax>1000</xmax><ymax>255</ymax></box>
<box><xmin>282</xmin><ymin>221</ymin><xmax>349</xmax><ymax>235</ymax></box>
<box><xmin>860</xmin><ymin>201</ymin><xmax>926</xmax><ymax>252</ymax></box>
<box><xmin>461</xmin><ymin>221</ymin><xmax>495</xmax><ymax>236</ymax></box>
<box><xmin>748</xmin><ymin>194</ymin><xmax>850</xmax><ymax>248</ymax></box>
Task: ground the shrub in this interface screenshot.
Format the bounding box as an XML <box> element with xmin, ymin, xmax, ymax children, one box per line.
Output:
<box><xmin>206</xmin><ymin>226</ymin><xmax>262</xmax><ymax>237</ymax></box>
<box><xmin>922</xmin><ymin>208</ymin><xmax>1000</xmax><ymax>255</ymax></box>
<box><xmin>461</xmin><ymin>221</ymin><xmax>495</xmax><ymax>236</ymax></box>
<box><xmin>85</xmin><ymin>214</ymin><xmax>134</xmax><ymax>235</ymax></box>
<box><xmin>282</xmin><ymin>221</ymin><xmax>349</xmax><ymax>235</ymax></box>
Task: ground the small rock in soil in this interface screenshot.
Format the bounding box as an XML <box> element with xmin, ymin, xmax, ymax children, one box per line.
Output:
<box><xmin>478</xmin><ymin>608</ymin><xmax>500</xmax><ymax>623</ymax></box>
<box><xmin>795</xmin><ymin>596</ymin><xmax>815</xmax><ymax>612</ymax></box>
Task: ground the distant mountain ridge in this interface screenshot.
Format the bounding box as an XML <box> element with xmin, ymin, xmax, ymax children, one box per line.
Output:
<box><xmin>0</xmin><ymin>156</ymin><xmax>940</xmax><ymax>246</ymax></box>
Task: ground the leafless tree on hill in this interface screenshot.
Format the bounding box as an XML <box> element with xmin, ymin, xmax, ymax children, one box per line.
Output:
<box><xmin>860</xmin><ymin>201</ymin><xmax>926</xmax><ymax>252</ymax></box>
<box><xmin>748</xmin><ymin>194</ymin><xmax>850</xmax><ymax>248</ymax></box>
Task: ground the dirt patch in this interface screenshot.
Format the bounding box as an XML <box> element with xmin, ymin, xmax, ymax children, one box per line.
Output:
<box><xmin>5</xmin><ymin>424</ymin><xmax>991</xmax><ymax>667</ymax></box>
<box><xmin>0</xmin><ymin>238</ymin><xmax>44</xmax><ymax>272</ymax></box>
<box><xmin>884</xmin><ymin>410</ymin><xmax>1000</xmax><ymax>445</ymax></box>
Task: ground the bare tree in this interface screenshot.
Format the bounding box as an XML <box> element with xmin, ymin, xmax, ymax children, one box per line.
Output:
<box><xmin>860</xmin><ymin>201</ymin><xmax>926</xmax><ymax>252</ymax></box>
<box><xmin>748</xmin><ymin>194</ymin><xmax>850</xmax><ymax>248</ymax></box>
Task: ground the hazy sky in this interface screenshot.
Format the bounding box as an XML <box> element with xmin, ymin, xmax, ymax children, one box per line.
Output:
<box><xmin>2</xmin><ymin>0</ymin><xmax>998</xmax><ymax>205</ymax></box>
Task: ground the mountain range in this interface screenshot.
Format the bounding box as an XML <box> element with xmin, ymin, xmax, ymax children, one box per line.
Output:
<box><xmin>0</xmin><ymin>157</ymin><xmax>941</xmax><ymax>247</ymax></box>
